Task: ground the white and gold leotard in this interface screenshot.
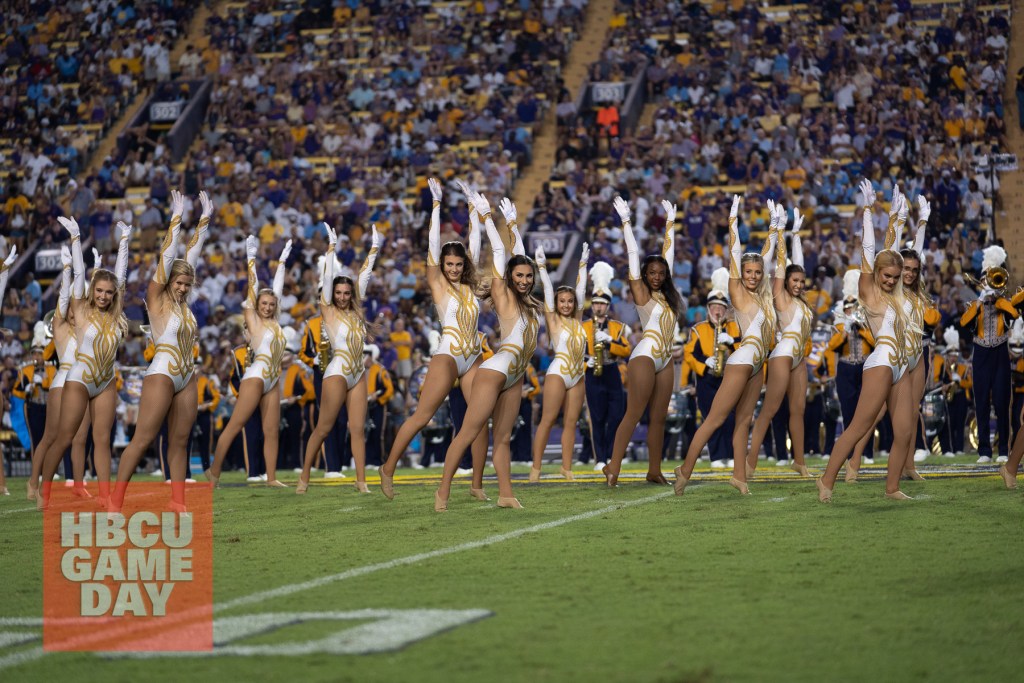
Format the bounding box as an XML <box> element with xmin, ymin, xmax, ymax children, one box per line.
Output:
<box><xmin>66</xmin><ymin>310</ymin><xmax>124</xmax><ymax>397</ymax></box>
<box><xmin>243</xmin><ymin>323</ymin><xmax>287</xmax><ymax>394</ymax></box>
<box><xmin>725</xmin><ymin>205</ymin><xmax>776</xmax><ymax>374</ymax></box>
<box><xmin>434</xmin><ymin>283</ymin><xmax>482</xmax><ymax>376</ymax></box>
<box><xmin>630</xmin><ymin>292</ymin><xmax>677</xmax><ymax>374</ymax></box>
<box><xmin>547</xmin><ymin>318</ymin><xmax>587</xmax><ymax>389</ymax></box>
<box><xmin>769</xmin><ymin>299</ymin><xmax>811</xmax><ymax>367</ymax></box>
<box><xmin>482</xmin><ymin>310</ymin><xmax>541</xmax><ymax>391</ymax></box>
<box><xmin>144</xmin><ymin>302</ymin><xmax>198</xmax><ymax>394</ymax></box>
<box><xmin>50</xmin><ymin>254</ymin><xmax>76</xmax><ymax>390</ymax></box>
<box><xmin>324</xmin><ymin>309</ymin><xmax>366</xmax><ymax>389</ymax></box>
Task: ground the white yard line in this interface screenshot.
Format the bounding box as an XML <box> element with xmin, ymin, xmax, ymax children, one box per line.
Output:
<box><xmin>0</xmin><ymin>490</ymin><xmax>673</xmax><ymax>671</ymax></box>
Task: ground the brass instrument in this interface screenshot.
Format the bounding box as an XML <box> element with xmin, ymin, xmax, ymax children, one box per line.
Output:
<box><xmin>944</xmin><ymin>352</ymin><xmax>962</xmax><ymax>403</ymax></box>
<box><xmin>963</xmin><ymin>266</ymin><xmax>1009</xmax><ymax>293</ymax></box>
<box><xmin>593</xmin><ymin>319</ymin><xmax>607</xmax><ymax>377</ymax></box>
<box><xmin>318</xmin><ymin>318</ymin><xmax>332</xmax><ymax>372</ymax></box>
<box><xmin>43</xmin><ymin>310</ymin><xmax>56</xmax><ymax>339</ymax></box>
<box><xmin>710</xmin><ymin>319</ymin><xmax>728</xmax><ymax>377</ymax></box>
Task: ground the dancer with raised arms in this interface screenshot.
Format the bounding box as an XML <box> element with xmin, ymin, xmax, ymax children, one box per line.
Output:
<box><xmin>296</xmin><ymin>224</ymin><xmax>380</xmax><ymax>494</ymax></box>
<box><xmin>816</xmin><ymin>180</ymin><xmax>916</xmax><ymax>502</ymax></box>
<box><xmin>675</xmin><ymin>195</ymin><xmax>777</xmax><ymax>495</ymax></box>
<box><xmin>206</xmin><ymin>236</ymin><xmax>292</xmax><ymax>488</ymax></box>
<box><xmin>379</xmin><ymin>178</ymin><xmax>490</xmax><ymax>501</ymax></box>
<box><xmin>434</xmin><ymin>193</ymin><xmax>539</xmax><ymax>511</ymax></box>
<box><xmin>602</xmin><ymin>197</ymin><xmax>683</xmax><ymax>487</ymax></box>
<box><xmin>745</xmin><ymin>202</ymin><xmax>813</xmax><ymax>477</ymax></box>
<box><xmin>38</xmin><ymin>217</ymin><xmax>132</xmax><ymax>509</ymax></box>
<box><xmin>529</xmin><ymin>242</ymin><xmax>589</xmax><ymax>482</ymax></box>
<box><xmin>109</xmin><ymin>190</ymin><xmax>211</xmax><ymax>512</ymax></box>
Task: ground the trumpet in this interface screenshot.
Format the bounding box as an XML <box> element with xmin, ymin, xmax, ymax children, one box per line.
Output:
<box><xmin>963</xmin><ymin>266</ymin><xmax>1009</xmax><ymax>293</ymax></box>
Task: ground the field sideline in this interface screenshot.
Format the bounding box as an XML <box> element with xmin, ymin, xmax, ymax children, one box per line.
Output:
<box><xmin>1</xmin><ymin>458</ymin><xmax>1021</xmax><ymax>683</ymax></box>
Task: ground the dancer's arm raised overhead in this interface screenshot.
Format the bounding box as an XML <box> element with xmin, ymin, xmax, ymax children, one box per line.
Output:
<box><xmin>272</xmin><ymin>239</ymin><xmax>292</xmax><ymax>301</ymax></box>
<box><xmin>535</xmin><ymin>246</ymin><xmax>556</xmax><ymax>329</ymax></box>
<box><xmin>727</xmin><ymin>195</ymin><xmax>750</xmax><ymax>307</ymax></box>
<box><xmin>358</xmin><ymin>225</ymin><xmax>381</xmax><ymax>299</ymax></box>
<box><xmin>885</xmin><ymin>185</ymin><xmax>907</xmax><ymax>250</ymax></box>
<box><xmin>58</xmin><ymin>216</ymin><xmax>86</xmax><ymax>301</ymax></box>
<box><xmin>186</xmin><ymin>190</ymin><xmax>212</xmax><ymax>269</ymax></box>
<box><xmin>499</xmin><ymin>197</ymin><xmax>525</xmax><ymax>257</ymax></box>
<box><xmin>455</xmin><ymin>179</ymin><xmax>482</xmax><ymax>267</ymax></box>
<box><xmin>57</xmin><ymin>246</ymin><xmax>72</xmax><ymax>320</ymax></box>
<box><xmin>152</xmin><ymin>190</ymin><xmax>184</xmax><ymax>301</ymax></box>
<box><xmin>114</xmin><ymin>221</ymin><xmax>132</xmax><ymax>291</ymax></box>
<box><xmin>858</xmin><ymin>179</ymin><xmax>878</xmax><ymax>302</ymax></box>
<box><xmin>575</xmin><ymin>242</ymin><xmax>589</xmax><ymax>321</ymax></box>
<box><xmin>474</xmin><ymin>191</ymin><xmax>510</xmax><ymax>305</ymax></box>
<box><xmin>790</xmin><ymin>209</ymin><xmax>805</xmax><ymax>268</ymax></box>
<box><xmin>661</xmin><ymin>200</ymin><xmax>676</xmax><ymax>277</ymax></box>
<box><xmin>771</xmin><ymin>201</ymin><xmax>788</xmax><ymax>299</ymax></box>
<box><xmin>616</xmin><ymin>196</ymin><xmax>649</xmax><ymax>306</ymax></box>
<box><xmin>242</xmin><ymin>235</ymin><xmax>261</xmax><ymax>329</ymax></box>
<box><xmin>913</xmin><ymin>196</ymin><xmax>930</xmax><ymax>255</ymax></box>
<box><xmin>426</xmin><ymin>177</ymin><xmax>447</xmax><ymax>295</ymax></box>
<box><xmin>321</xmin><ymin>224</ymin><xmax>337</xmax><ymax>308</ymax></box>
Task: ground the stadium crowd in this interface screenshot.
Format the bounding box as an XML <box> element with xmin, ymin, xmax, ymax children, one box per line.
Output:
<box><xmin>0</xmin><ymin>0</ymin><xmax>1019</xmax><ymax>476</ymax></box>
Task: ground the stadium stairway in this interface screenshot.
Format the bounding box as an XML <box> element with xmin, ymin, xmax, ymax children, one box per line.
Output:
<box><xmin>1001</xmin><ymin>4</ymin><xmax>1024</xmax><ymax>282</ymax></box>
<box><xmin>85</xmin><ymin>1</ymin><xmax>217</xmax><ymax>174</ymax></box>
<box><xmin>512</xmin><ymin>0</ymin><xmax>617</xmax><ymax>216</ymax></box>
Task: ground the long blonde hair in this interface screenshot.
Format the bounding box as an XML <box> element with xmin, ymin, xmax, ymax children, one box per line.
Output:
<box><xmin>741</xmin><ymin>252</ymin><xmax>775</xmax><ymax>321</ymax></box>
<box><xmin>872</xmin><ymin>249</ymin><xmax>916</xmax><ymax>346</ymax></box>
<box><xmin>89</xmin><ymin>269</ymin><xmax>129</xmax><ymax>337</ymax></box>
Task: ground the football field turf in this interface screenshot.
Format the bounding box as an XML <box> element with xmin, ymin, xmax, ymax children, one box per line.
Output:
<box><xmin>1</xmin><ymin>458</ymin><xmax>1021</xmax><ymax>682</ymax></box>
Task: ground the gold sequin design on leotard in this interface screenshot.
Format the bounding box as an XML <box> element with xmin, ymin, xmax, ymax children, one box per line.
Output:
<box><xmin>256</xmin><ymin>322</ymin><xmax>287</xmax><ymax>381</ymax></box>
<box><xmin>641</xmin><ymin>292</ymin><xmax>678</xmax><ymax>364</ymax></box>
<box><xmin>79</xmin><ymin>310</ymin><xmax>122</xmax><ymax>388</ymax></box>
<box><xmin>153</xmin><ymin>300</ymin><xmax>198</xmax><ymax>381</ymax></box>
<box><xmin>780</xmin><ymin>298</ymin><xmax>813</xmax><ymax>362</ymax></box>
<box><xmin>506</xmin><ymin>314</ymin><xmax>540</xmax><ymax>380</ymax></box>
<box><xmin>441</xmin><ymin>283</ymin><xmax>482</xmax><ymax>360</ymax></box>
<box><xmin>553</xmin><ymin>317</ymin><xmax>587</xmax><ymax>381</ymax></box>
<box><xmin>332</xmin><ymin>309</ymin><xmax>366</xmax><ymax>378</ymax></box>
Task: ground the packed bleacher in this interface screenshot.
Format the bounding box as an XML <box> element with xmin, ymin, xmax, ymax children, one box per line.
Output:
<box><xmin>0</xmin><ymin>0</ymin><xmax>1018</xmax><ymax>471</ymax></box>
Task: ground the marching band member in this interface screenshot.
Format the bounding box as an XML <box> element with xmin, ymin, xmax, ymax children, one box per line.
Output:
<box><xmin>512</xmin><ymin>363</ymin><xmax>541</xmax><ymax>464</ymax></box>
<box><xmin>195</xmin><ymin>359</ymin><xmax>221</xmax><ymax>473</ymax></box>
<box><xmin>1000</xmin><ymin>322</ymin><xmax>1024</xmax><ymax>488</ymax></box>
<box><xmin>297</xmin><ymin>225</ymin><xmax>380</xmax><ymax>494</ymax></box>
<box><xmin>581</xmin><ymin>262</ymin><xmax>631</xmax><ymax>470</ymax></box>
<box><xmin>828</xmin><ymin>271</ymin><xmax>877</xmax><ymax>482</ymax></box>
<box><xmin>15</xmin><ymin>343</ymin><xmax>55</xmax><ymax>485</ymax></box>
<box><xmin>530</xmin><ymin>242</ymin><xmax>590</xmax><ymax>482</ymax></box>
<box><xmin>38</xmin><ymin>216</ymin><xmax>132</xmax><ymax>509</ymax></box>
<box><xmin>682</xmin><ymin>268</ymin><xmax>740</xmax><ymax>468</ymax></box>
<box><xmin>960</xmin><ymin>245</ymin><xmax>1017</xmax><ymax>464</ymax></box>
<box><xmin>227</xmin><ymin>342</ymin><xmax>265</xmax><ymax>480</ymax></box>
<box><xmin>604</xmin><ymin>197</ymin><xmax>683</xmax><ymax>487</ymax></box>
<box><xmin>745</xmin><ymin>202</ymin><xmax>814</xmax><ymax>477</ymax></box>
<box><xmin>111</xmin><ymin>190</ymin><xmax>210</xmax><ymax>512</ymax></box>
<box><xmin>364</xmin><ymin>343</ymin><xmax>395</xmax><ymax>468</ymax></box>
<box><xmin>804</xmin><ymin>335</ymin><xmax>838</xmax><ymax>459</ymax></box>
<box><xmin>207</xmin><ymin>236</ymin><xmax>293</xmax><ymax>488</ymax></box>
<box><xmin>435</xmin><ymin>193</ymin><xmax>539</xmax><ymax>511</ymax></box>
<box><xmin>380</xmin><ymin>178</ymin><xmax>489</xmax><ymax>500</ymax></box>
<box><xmin>935</xmin><ymin>328</ymin><xmax>970</xmax><ymax>457</ymax></box>
<box><xmin>817</xmin><ymin>180</ymin><xmax>916</xmax><ymax>502</ymax></box>
<box><xmin>676</xmin><ymin>195</ymin><xmax>776</xmax><ymax>495</ymax></box>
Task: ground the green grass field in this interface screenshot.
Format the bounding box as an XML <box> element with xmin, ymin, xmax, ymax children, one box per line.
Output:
<box><xmin>2</xmin><ymin>457</ymin><xmax>1022</xmax><ymax>683</ymax></box>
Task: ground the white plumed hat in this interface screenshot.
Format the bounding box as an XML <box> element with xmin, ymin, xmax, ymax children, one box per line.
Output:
<box><xmin>590</xmin><ymin>261</ymin><xmax>614</xmax><ymax>303</ymax></box>
<box><xmin>842</xmin><ymin>269</ymin><xmax>860</xmax><ymax>303</ymax></box>
<box><xmin>981</xmin><ymin>245</ymin><xmax>1007</xmax><ymax>272</ymax></box>
<box><xmin>707</xmin><ymin>266</ymin><xmax>730</xmax><ymax>305</ymax></box>
<box><xmin>942</xmin><ymin>327</ymin><xmax>960</xmax><ymax>351</ymax></box>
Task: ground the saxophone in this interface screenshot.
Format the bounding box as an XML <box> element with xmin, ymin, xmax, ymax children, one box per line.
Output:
<box><xmin>318</xmin><ymin>317</ymin><xmax>332</xmax><ymax>372</ymax></box>
<box><xmin>593</xmin><ymin>320</ymin><xmax>606</xmax><ymax>377</ymax></box>
<box><xmin>710</xmin><ymin>319</ymin><xmax>729</xmax><ymax>377</ymax></box>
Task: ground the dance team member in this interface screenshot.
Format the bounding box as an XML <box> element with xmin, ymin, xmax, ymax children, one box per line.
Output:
<box><xmin>529</xmin><ymin>242</ymin><xmax>589</xmax><ymax>482</ymax></box>
<box><xmin>817</xmin><ymin>180</ymin><xmax>916</xmax><ymax>502</ymax></box>
<box><xmin>745</xmin><ymin>202</ymin><xmax>813</xmax><ymax>477</ymax></box>
<box><xmin>38</xmin><ymin>217</ymin><xmax>131</xmax><ymax>509</ymax></box>
<box><xmin>676</xmin><ymin>196</ymin><xmax>776</xmax><ymax>495</ymax></box>
<box><xmin>110</xmin><ymin>190</ymin><xmax>211</xmax><ymax>511</ymax></box>
<box><xmin>434</xmin><ymin>193</ymin><xmax>539</xmax><ymax>511</ymax></box>
<box><xmin>380</xmin><ymin>178</ymin><xmax>490</xmax><ymax>501</ymax></box>
<box><xmin>297</xmin><ymin>224</ymin><xmax>380</xmax><ymax>494</ymax></box>
<box><xmin>603</xmin><ymin>197</ymin><xmax>682</xmax><ymax>487</ymax></box>
<box><xmin>206</xmin><ymin>236</ymin><xmax>292</xmax><ymax>487</ymax></box>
